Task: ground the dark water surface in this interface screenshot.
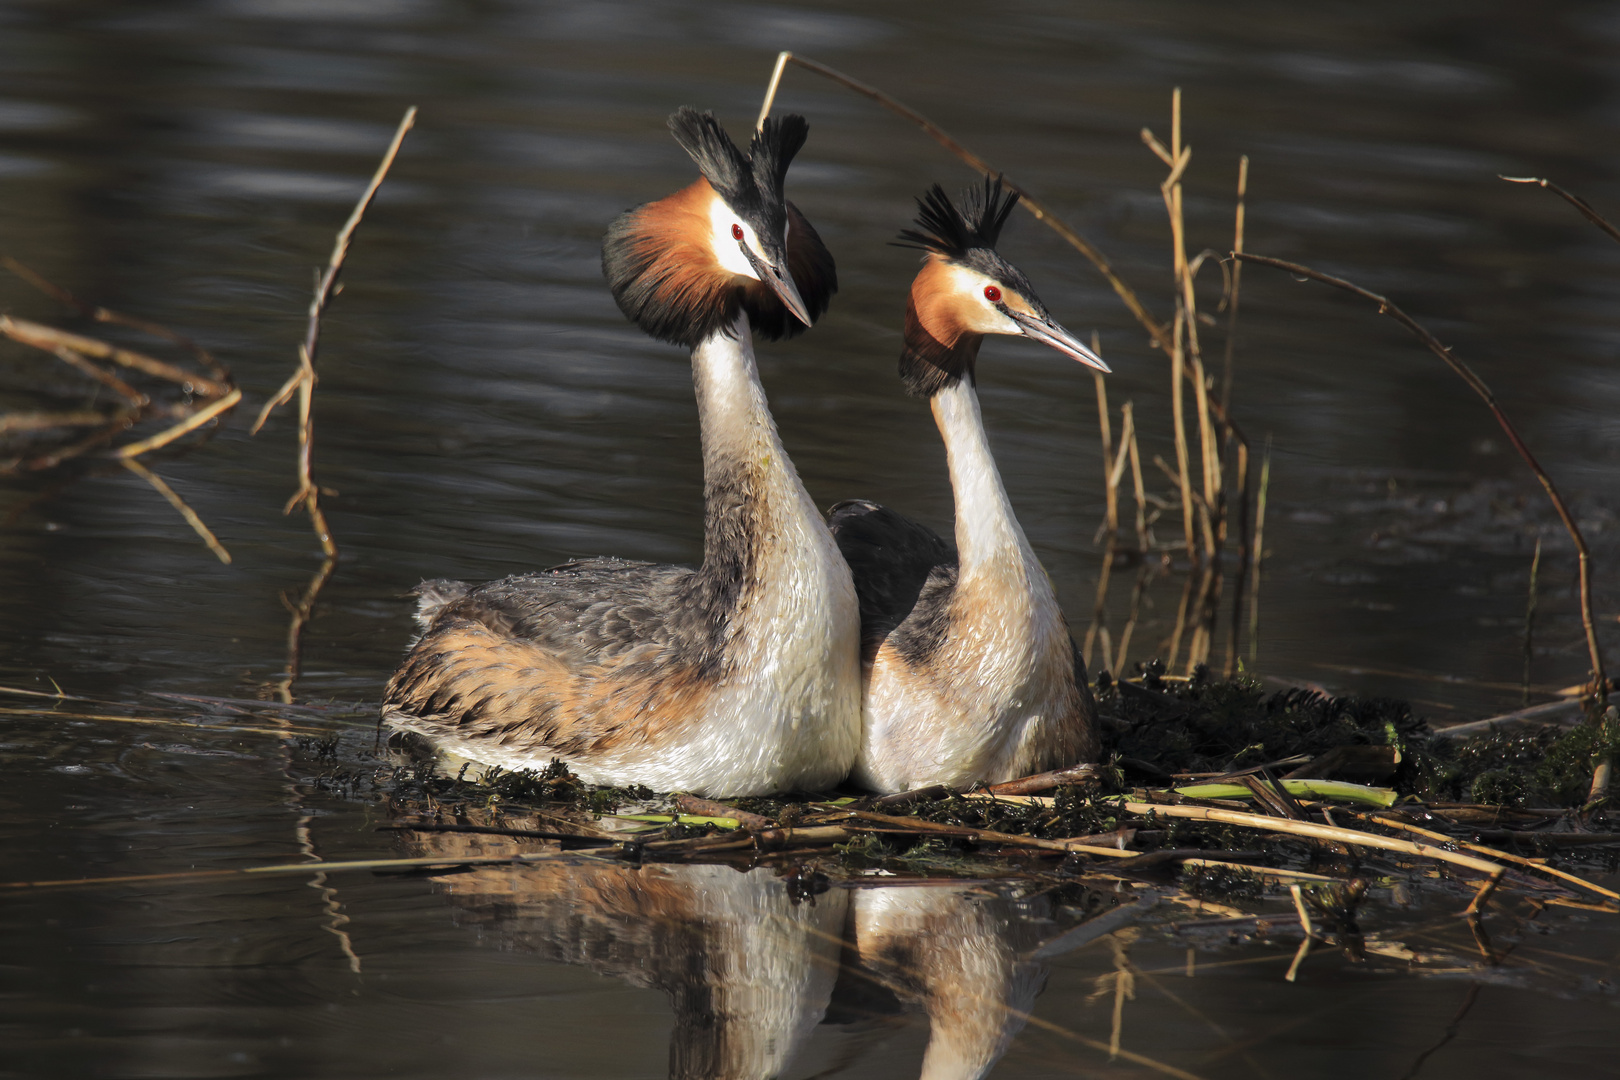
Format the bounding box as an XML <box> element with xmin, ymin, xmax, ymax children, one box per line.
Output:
<box><xmin>3</xmin><ymin>1</ymin><xmax>1619</xmax><ymax>1077</ymax></box>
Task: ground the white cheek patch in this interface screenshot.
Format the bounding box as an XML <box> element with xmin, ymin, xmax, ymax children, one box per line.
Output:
<box><xmin>943</xmin><ymin>263</ymin><xmax>1021</xmax><ymax>335</ymax></box>
<box><xmin>708</xmin><ymin>197</ymin><xmax>762</xmax><ymax>280</ymax></box>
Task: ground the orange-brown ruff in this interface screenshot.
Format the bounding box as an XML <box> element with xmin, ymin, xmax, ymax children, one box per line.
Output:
<box><xmin>383</xmin><ymin>109</ymin><xmax>857</xmax><ymax>797</ymax></box>
<box><xmin>830</xmin><ymin>179</ymin><xmax>1105</xmax><ymax>794</ymax></box>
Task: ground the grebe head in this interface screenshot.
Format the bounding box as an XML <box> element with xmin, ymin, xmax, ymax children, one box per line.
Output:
<box><xmin>895</xmin><ymin>176</ymin><xmax>1108</xmax><ymax>397</ymax></box>
<box><xmin>602</xmin><ymin>107</ymin><xmax>837</xmax><ymax>349</ymax></box>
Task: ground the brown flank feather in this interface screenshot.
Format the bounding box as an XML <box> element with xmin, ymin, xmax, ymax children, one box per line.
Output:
<box><xmin>386</xmin><ymin>616</ymin><xmax>719</xmax><ymax>760</ymax></box>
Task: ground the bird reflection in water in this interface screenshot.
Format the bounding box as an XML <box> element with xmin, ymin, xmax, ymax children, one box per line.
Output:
<box><xmin>402</xmin><ymin>825</ymin><xmax>1106</xmax><ymax>1079</ymax></box>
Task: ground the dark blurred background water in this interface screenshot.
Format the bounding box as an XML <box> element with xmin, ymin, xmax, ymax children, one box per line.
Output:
<box><xmin>2</xmin><ymin>2</ymin><xmax>1618</xmax><ymax>1077</ymax></box>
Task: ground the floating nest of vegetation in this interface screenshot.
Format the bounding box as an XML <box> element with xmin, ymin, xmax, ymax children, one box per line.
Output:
<box><xmin>351</xmin><ymin>672</ymin><xmax>1620</xmax><ymax>947</ymax></box>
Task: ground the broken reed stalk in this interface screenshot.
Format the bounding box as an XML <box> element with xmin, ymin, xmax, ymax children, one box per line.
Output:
<box><xmin>1085</xmin><ymin>542</ymin><xmax>1114</xmax><ymax>673</ymax></box>
<box><xmin>1221</xmin><ymin>158</ymin><xmax>1251</xmax><ymax>677</ymax></box>
<box><xmin>3</xmin><ymin>850</ymin><xmax>584</xmax><ymax>892</ymax></box>
<box><xmin>1144</xmin><ymin>94</ymin><xmax>1240</xmax><ymax>674</ymax></box>
<box><xmin>1142</xmin><ymin>104</ymin><xmax>1200</xmax><ymax>566</ymax></box>
<box><xmin>1224</xmin><ymin>439</ymin><xmax>1251</xmax><ymax>678</ymax></box>
<box><xmin>252</xmin><ymin>105</ymin><xmax>415</xmax><ymax>701</ymax></box>
<box><xmin>1095</xmin><ymin>799</ymin><xmax>1506</xmax><ymax>876</ymax></box>
<box><xmin>1234</xmin><ymin>252</ymin><xmax>1608</xmax><ymax>699</ymax></box>
<box><xmin>1</xmin><ymin>262</ymin><xmax>240</xmax><ymax>557</ymax></box>
<box><xmin>1247</xmin><ymin>435</ymin><xmax>1271</xmax><ymax>663</ymax></box>
<box><xmin>118</xmin><ymin>457</ymin><xmax>231</xmax><ymax>564</ymax></box>
<box><xmin>1094</xmin><ymin>336</ymin><xmax>1117</xmax><ymax>538</ymax></box>
<box><xmin>1125</xmin><ymin>402</ymin><xmax>1149</xmax><ymax>553</ymax></box>
<box><xmin>111</xmin><ymin>388</ymin><xmax>242</xmax><ymax>459</ymax></box>
<box><xmin>0</xmin><ymin>314</ymin><xmax>229</xmax><ymax>398</ymax></box>
<box><xmin>1366</xmin><ymin>812</ymin><xmax>1620</xmax><ymax>904</ymax></box>
<box><xmin>254</xmin><ymin>105</ymin><xmax>418</xmax><ymax>561</ymax></box>
<box><xmin>1</xmin><ymin>255</ymin><xmax>230</xmax><ymax>382</ymax></box>
<box><xmin>1221</xmin><ymin>157</ymin><xmax>1248</xmax><ymax>414</ymax></box>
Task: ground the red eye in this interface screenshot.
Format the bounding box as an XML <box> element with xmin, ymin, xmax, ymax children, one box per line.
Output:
<box><xmin>983</xmin><ymin>284</ymin><xmax>1002</xmax><ymax>303</ymax></box>
<box><xmin>731</xmin><ymin>223</ymin><xmax>744</xmax><ymax>241</ymax></box>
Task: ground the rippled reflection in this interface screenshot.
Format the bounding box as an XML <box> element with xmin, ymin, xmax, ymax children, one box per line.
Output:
<box><xmin>401</xmin><ymin>823</ymin><xmax>1113</xmax><ymax>1080</ymax></box>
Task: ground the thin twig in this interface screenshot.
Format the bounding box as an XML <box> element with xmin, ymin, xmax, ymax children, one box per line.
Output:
<box><xmin>1221</xmin><ymin>156</ymin><xmax>1248</xmax><ymax>414</ymax></box>
<box><xmin>117</xmin><ymin>457</ymin><xmax>232</xmax><ymax>564</ymax></box>
<box><xmin>1235</xmin><ymin>252</ymin><xmax>1607</xmax><ymax>698</ymax></box>
<box><xmin>1365</xmin><ymin>813</ymin><xmax>1620</xmax><ymax>904</ymax></box>
<box><xmin>48</xmin><ymin>345</ymin><xmax>147</xmax><ymax>406</ymax></box>
<box><xmin>1523</xmin><ymin>536</ymin><xmax>1542</xmax><ymax>706</ymax></box>
<box><xmin>2</xmin><ymin>255</ymin><xmax>231</xmax><ymax>382</ymax></box>
<box><xmin>270</xmin><ymin>555</ymin><xmax>337</xmax><ymax>703</ymax></box>
<box><xmin>754</xmin><ymin>51</ymin><xmax>791</xmax><ymax>132</ymax></box>
<box><xmin>111</xmin><ymin>387</ymin><xmax>241</xmax><ymax>460</ymax></box>
<box><xmin>256</xmin><ymin>105</ymin><xmax>417</xmax><ymax>561</ymax></box>
<box><xmin>1225</xmin><ymin>439</ymin><xmax>1251</xmax><ymax>678</ymax></box>
<box><xmin>0</xmin><ymin>315</ymin><xmax>228</xmax><ymax>397</ymax></box>
<box><xmin>1248</xmin><ymin>436</ymin><xmax>1271</xmax><ymax>663</ymax></box>
<box><xmin>1501</xmin><ymin>176</ymin><xmax>1620</xmax><ymax>247</ymax></box>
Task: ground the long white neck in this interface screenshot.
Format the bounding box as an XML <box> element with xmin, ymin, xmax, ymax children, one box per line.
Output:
<box><xmin>930</xmin><ymin>378</ymin><xmax>1033</xmax><ymax>575</ymax></box>
<box><xmin>673</xmin><ymin>313</ymin><xmax>861</xmax><ymax>794</ymax></box>
<box><xmin>690</xmin><ymin>314</ymin><xmax>804</xmax><ymax>569</ymax></box>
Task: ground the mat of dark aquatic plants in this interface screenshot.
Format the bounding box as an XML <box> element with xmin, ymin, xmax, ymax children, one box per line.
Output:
<box><xmin>292</xmin><ymin>672</ymin><xmax>1617</xmax><ymax>996</ymax></box>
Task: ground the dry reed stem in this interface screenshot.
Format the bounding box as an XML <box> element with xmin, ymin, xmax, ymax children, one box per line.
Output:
<box><xmin>2</xmin><ymin>850</ymin><xmax>584</xmax><ymax>891</ymax></box>
<box><xmin>1126</xmin><ymin>402</ymin><xmax>1149</xmax><ymax>552</ymax></box>
<box><xmin>1221</xmin><ymin>156</ymin><xmax>1248</xmax><ymax>413</ymax></box>
<box><xmin>2</xmin><ymin>255</ymin><xmax>230</xmax><ymax>382</ymax></box>
<box><xmin>1235</xmin><ymin>252</ymin><xmax>1607</xmax><ymax>698</ymax></box>
<box><xmin>255</xmin><ymin>105</ymin><xmax>417</xmax><ymax>561</ymax></box>
<box><xmin>965</xmin><ymin>794</ymin><xmax>1514</xmax><ymax>879</ymax></box>
<box><xmin>1248</xmin><ymin>436</ymin><xmax>1271</xmax><ymax>663</ymax></box>
<box><xmin>1114</xmin><ymin>564</ymin><xmax>1150</xmax><ymax>675</ymax></box>
<box><xmin>0</xmin><ymin>410</ymin><xmax>124</xmax><ymax>435</ymax></box>
<box><xmin>118</xmin><ymin>457</ymin><xmax>232</xmax><ymax>563</ymax></box>
<box><xmin>1288</xmin><ymin>883</ymin><xmax>1315</xmax><ymax>938</ymax></box>
<box><xmin>754</xmin><ymin>51</ymin><xmax>792</xmax><ymax>131</ymax></box>
<box><xmin>48</xmin><ymin>345</ymin><xmax>147</xmax><ymax>406</ymax></box>
<box><xmin>1363</xmin><ymin>813</ymin><xmax>1619</xmax><ymax>904</ymax></box>
<box><xmin>1225</xmin><ymin>438</ymin><xmax>1252</xmax><ymax>677</ymax></box>
<box><xmin>1164</xmin><ymin>568</ymin><xmax>1196</xmax><ymax>672</ymax></box>
<box><xmin>0</xmin><ymin>315</ymin><xmax>228</xmax><ymax>398</ymax></box>
<box><xmin>1094</xmin><ymin>339</ymin><xmax>1117</xmax><ymax>536</ymax></box>
<box><xmin>1181</xmin><ymin>859</ymin><xmax>1340</xmax><ymax>883</ymax></box>
<box><xmin>271</xmin><ymin>554</ymin><xmax>338</xmax><ymax>704</ymax></box>
<box><xmin>0</xmin><ymin>705</ymin><xmax>323</xmax><ymax>738</ymax></box>
<box><xmin>1085</xmin><ymin>542</ymin><xmax>1114</xmax><ymax>671</ymax></box>
<box><xmin>1464</xmin><ymin>870</ymin><xmax>1505</xmax><ymax>917</ymax></box>
<box><xmin>111</xmin><ymin>387</ymin><xmax>241</xmax><ymax>460</ymax></box>
<box><xmin>1168</xmin><ymin>310</ymin><xmax>1197</xmax><ymax>559</ymax></box>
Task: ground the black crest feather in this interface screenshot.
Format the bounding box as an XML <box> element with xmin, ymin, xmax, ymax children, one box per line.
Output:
<box><xmin>896</xmin><ymin>175</ymin><xmax>1020</xmax><ymax>259</ymax></box>
<box><xmin>667</xmin><ymin>107</ymin><xmax>808</xmax><ymax>233</ymax></box>
<box><xmin>602</xmin><ymin>108</ymin><xmax>835</xmax><ymax>348</ymax></box>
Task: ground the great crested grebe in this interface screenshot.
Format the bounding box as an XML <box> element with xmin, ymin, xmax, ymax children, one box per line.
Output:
<box><xmin>383</xmin><ymin>108</ymin><xmax>859</xmax><ymax>797</ymax></box>
<box><xmin>830</xmin><ymin>178</ymin><xmax>1107</xmax><ymax>793</ymax></box>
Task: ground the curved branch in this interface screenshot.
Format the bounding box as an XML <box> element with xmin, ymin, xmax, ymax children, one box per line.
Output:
<box><xmin>1235</xmin><ymin>251</ymin><xmax>1607</xmax><ymax>698</ymax></box>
